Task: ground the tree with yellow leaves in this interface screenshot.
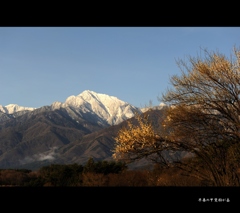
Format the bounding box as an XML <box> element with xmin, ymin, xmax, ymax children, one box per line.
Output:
<box><xmin>113</xmin><ymin>46</ymin><xmax>240</xmax><ymax>186</ymax></box>
<box><xmin>113</xmin><ymin>108</ymin><xmax>185</xmax><ymax>168</ymax></box>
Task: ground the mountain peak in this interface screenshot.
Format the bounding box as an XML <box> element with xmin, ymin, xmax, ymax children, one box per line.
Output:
<box><xmin>78</xmin><ymin>90</ymin><xmax>123</xmax><ymax>102</ymax></box>
<box><xmin>0</xmin><ymin>104</ymin><xmax>35</xmax><ymax>114</ymax></box>
<box><xmin>52</xmin><ymin>90</ymin><xmax>141</xmax><ymax>125</ymax></box>
<box><xmin>80</xmin><ymin>90</ymin><xmax>97</xmax><ymax>95</ymax></box>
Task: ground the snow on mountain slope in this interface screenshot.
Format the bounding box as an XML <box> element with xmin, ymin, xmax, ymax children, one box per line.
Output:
<box><xmin>0</xmin><ymin>105</ymin><xmax>6</xmax><ymax>113</ymax></box>
<box><xmin>0</xmin><ymin>90</ymin><xmax>143</xmax><ymax>125</ymax></box>
<box><xmin>141</xmin><ymin>102</ymin><xmax>167</xmax><ymax>113</ymax></box>
<box><xmin>51</xmin><ymin>90</ymin><xmax>142</xmax><ymax>125</ymax></box>
<box><xmin>0</xmin><ymin>104</ymin><xmax>36</xmax><ymax>114</ymax></box>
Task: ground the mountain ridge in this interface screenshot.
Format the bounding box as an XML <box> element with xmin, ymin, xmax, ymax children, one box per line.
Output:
<box><xmin>0</xmin><ymin>90</ymin><xmax>167</xmax><ymax>170</ymax></box>
<box><xmin>0</xmin><ymin>104</ymin><xmax>36</xmax><ymax>114</ymax></box>
<box><xmin>0</xmin><ymin>90</ymin><xmax>144</xmax><ymax>125</ymax></box>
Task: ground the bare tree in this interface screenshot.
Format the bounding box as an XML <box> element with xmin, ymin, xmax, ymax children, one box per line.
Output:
<box><xmin>113</xmin><ymin>46</ymin><xmax>240</xmax><ymax>186</ymax></box>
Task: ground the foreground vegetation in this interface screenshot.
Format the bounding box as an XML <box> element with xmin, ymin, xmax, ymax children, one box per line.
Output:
<box><xmin>113</xmin><ymin>46</ymin><xmax>240</xmax><ymax>186</ymax></box>
<box><xmin>0</xmin><ymin>157</ymin><xmax>211</xmax><ymax>187</ymax></box>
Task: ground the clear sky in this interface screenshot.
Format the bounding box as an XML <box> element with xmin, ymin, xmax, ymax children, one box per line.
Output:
<box><xmin>1</xmin><ymin>27</ymin><xmax>240</xmax><ymax>108</ymax></box>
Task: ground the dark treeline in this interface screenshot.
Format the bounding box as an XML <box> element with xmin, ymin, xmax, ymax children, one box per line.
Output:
<box><xmin>0</xmin><ymin>157</ymin><xmax>206</xmax><ymax>187</ymax></box>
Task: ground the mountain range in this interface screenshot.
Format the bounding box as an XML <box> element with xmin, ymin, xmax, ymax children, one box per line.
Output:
<box><xmin>0</xmin><ymin>90</ymin><xmax>166</xmax><ymax>170</ymax></box>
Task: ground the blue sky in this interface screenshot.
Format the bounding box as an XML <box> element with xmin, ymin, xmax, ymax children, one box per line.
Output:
<box><xmin>1</xmin><ymin>27</ymin><xmax>240</xmax><ymax>108</ymax></box>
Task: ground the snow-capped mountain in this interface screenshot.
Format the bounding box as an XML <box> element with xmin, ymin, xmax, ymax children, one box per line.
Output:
<box><xmin>0</xmin><ymin>90</ymin><xmax>142</xmax><ymax>126</ymax></box>
<box><xmin>141</xmin><ymin>102</ymin><xmax>167</xmax><ymax>113</ymax></box>
<box><xmin>0</xmin><ymin>90</ymin><xmax>169</xmax><ymax>170</ymax></box>
<box><xmin>0</xmin><ymin>104</ymin><xmax>36</xmax><ymax>114</ymax></box>
<box><xmin>51</xmin><ymin>90</ymin><xmax>142</xmax><ymax>125</ymax></box>
<box><xmin>0</xmin><ymin>90</ymin><xmax>165</xmax><ymax>126</ymax></box>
